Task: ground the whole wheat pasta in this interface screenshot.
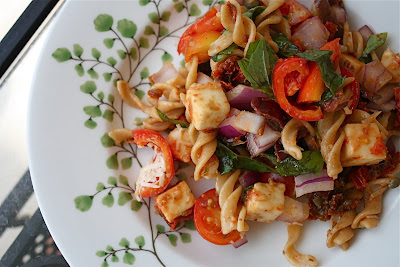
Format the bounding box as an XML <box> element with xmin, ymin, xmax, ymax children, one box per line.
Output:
<box><xmin>191</xmin><ymin>130</ymin><xmax>219</xmax><ymax>180</ymax></box>
<box><xmin>327</xmin><ymin>210</ymin><xmax>357</xmax><ymax>251</ymax></box>
<box><xmin>281</xmin><ymin>119</ymin><xmax>316</xmax><ymax>160</ymax></box>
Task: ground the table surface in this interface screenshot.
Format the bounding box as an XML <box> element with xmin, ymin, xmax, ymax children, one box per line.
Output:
<box><xmin>0</xmin><ymin>1</ymin><xmax>68</xmax><ymax>266</ymax></box>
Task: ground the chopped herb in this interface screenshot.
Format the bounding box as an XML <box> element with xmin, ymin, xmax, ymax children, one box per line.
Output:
<box><xmin>242</xmin><ymin>6</ymin><xmax>266</xmax><ymax>21</ymax></box>
<box><xmin>244</xmin><ymin>0</ymin><xmax>260</xmax><ymax>9</ymax></box>
<box><xmin>156</xmin><ymin>108</ymin><xmax>189</xmax><ymax>128</ymax></box>
<box><xmin>211</xmin><ymin>43</ymin><xmax>238</xmax><ymax>62</ymax></box>
<box><xmin>271</xmin><ymin>33</ymin><xmax>300</xmax><ymax>58</ymax></box>
<box><xmin>359</xmin><ymin>54</ymin><xmax>372</xmax><ymax>64</ymax></box>
<box><xmin>362</xmin><ymin>32</ymin><xmax>387</xmax><ymax>57</ymax></box>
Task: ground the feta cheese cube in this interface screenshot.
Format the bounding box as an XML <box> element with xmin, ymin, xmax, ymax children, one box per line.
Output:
<box><xmin>155</xmin><ymin>181</ymin><xmax>196</xmax><ymax>223</ymax></box>
<box><xmin>244</xmin><ymin>181</ymin><xmax>285</xmax><ymax>222</ymax></box>
<box><xmin>186</xmin><ymin>82</ymin><xmax>230</xmax><ymax>131</ymax></box>
<box><xmin>341</xmin><ymin>123</ymin><xmax>387</xmax><ymax>167</ymax></box>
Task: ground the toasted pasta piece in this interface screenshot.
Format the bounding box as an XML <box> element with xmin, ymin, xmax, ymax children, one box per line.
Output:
<box><xmin>342</xmin><ymin>21</ymin><xmax>364</xmax><ymax>58</ymax></box>
<box><xmin>216</xmin><ymin>170</ymin><xmax>249</xmax><ymax>234</ymax></box>
<box><xmin>108</xmin><ymin>128</ymin><xmax>133</xmax><ymax>145</ymax></box>
<box><xmin>191</xmin><ymin>130</ymin><xmax>219</xmax><ymax>180</ymax></box>
<box><xmin>327</xmin><ymin>210</ymin><xmax>356</xmax><ymax>251</ymax></box>
<box><xmin>255</xmin><ymin>10</ymin><xmax>283</xmax><ymax>52</ymax></box>
<box><xmin>185</xmin><ymin>56</ymin><xmax>198</xmax><ymax>90</ymax></box>
<box><xmin>283</xmin><ymin>223</ymin><xmax>318</xmax><ymax>267</ymax></box>
<box><xmin>208</xmin><ymin>32</ymin><xmax>234</xmax><ymax>56</ymax></box>
<box><xmin>352</xmin><ymin>178</ymin><xmax>394</xmax><ymax>229</ymax></box>
<box><xmin>281</xmin><ymin>119</ymin><xmax>316</xmax><ymax>160</ymax></box>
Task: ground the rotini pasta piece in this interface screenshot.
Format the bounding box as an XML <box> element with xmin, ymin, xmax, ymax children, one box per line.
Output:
<box><xmin>208</xmin><ymin>32</ymin><xmax>234</xmax><ymax>56</ymax></box>
<box><xmin>327</xmin><ymin>210</ymin><xmax>356</xmax><ymax>251</ymax></box>
<box><xmin>255</xmin><ymin>0</ymin><xmax>285</xmax><ymax>25</ymax></box>
<box><xmin>108</xmin><ymin>128</ymin><xmax>133</xmax><ymax>145</ymax></box>
<box><xmin>352</xmin><ymin>178</ymin><xmax>394</xmax><ymax>229</ymax></box>
<box><xmin>142</xmin><ymin>117</ymin><xmax>173</xmax><ymax>132</ymax></box>
<box><xmin>342</xmin><ymin>21</ymin><xmax>364</xmax><ymax>59</ymax></box>
<box><xmin>281</xmin><ymin>119</ymin><xmax>316</xmax><ymax>160</ymax></box>
<box><xmin>255</xmin><ymin>10</ymin><xmax>283</xmax><ymax>52</ymax></box>
<box><xmin>191</xmin><ymin>129</ymin><xmax>219</xmax><ymax>180</ymax></box>
<box><xmin>271</xmin><ymin>15</ymin><xmax>291</xmax><ymax>39</ymax></box>
<box><xmin>283</xmin><ymin>223</ymin><xmax>319</xmax><ymax>267</ymax></box>
<box><xmin>217</xmin><ymin>170</ymin><xmax>249</xmax><ymax>234</ymax></box>
<box><xmin>185</xmin><ymin>56</ymin><xmax>198</xmax><ymax>90</ymax></box>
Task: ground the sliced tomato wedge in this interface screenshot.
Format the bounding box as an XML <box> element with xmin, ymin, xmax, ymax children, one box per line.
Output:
<box><xmin>279</xmin><ymin>0</ymin><xmax>311</xmax><ymax>26</ymax></box>
<box><xmin>129</xmin><ymin>129</ymin><xmax>175</xmax><ymax>198</ymax></box>
<box><xmin>194</xmin><ymin>188</ymin><xmax>241</xmax><ymax>245</ymax></box>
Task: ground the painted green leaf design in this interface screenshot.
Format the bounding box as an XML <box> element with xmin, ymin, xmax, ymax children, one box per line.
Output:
<box><xmin>84</xmin><ymin>119</ymin><xmax>97</xmax><ymax>129</ymax></box>
<box><xmin>73</xmin><ymin>44</ymin><xmax>83</xmax><ymax>57</ymax></box>
<box><xmin>144</xmin><ymin>26</ymin><xmax>155</xmax><ymax>35</ymax></box>
<box><xmin>101</xmin><ymin>133</ymin><xmax>115</xmax><ymax>147</ymax></box>
<box><xmin>180</xmin><ymin>59</ymin><xmax>186</xmax><ymax>67</ymax></box>
<box><xmin>96</xmin><ymin>182</ymin><xmax>106</xmax><ymax>191</ymax></box>
<box><xmin>87</xmin><ymin>69</ymin><xmax>99</xmax><ymax>79</ymax></box>
<box><xmin>106</xmin><ymin>245</ymin><xmax>114</xmax><ymax>252</ymax></box>
<box><xmin>106</xmin><ymin>154</ymin><xmax>119</xmax><ymax>170</ymax></box>
<box><xmin>119</xmin><ymin>175</ymin><xmax>129</xmax><ymax>186</ymax></box>
<box><xmin>92</xmin><ymin>48</ymin><xmax>101</xmax><ymax>59</ymax></box>
<box><xmin>103</xmin><ymin>38</ymin><xmax>115</xmax><ymax>49</ymax></box>
<box><xmin>135</xmin><ymin>90</ymin><xmax>145</xmax><ymax>100</ymax></box>
<box><xmin>111</xmin><ymin>255</ymin><xmax>119</xmax><ymax>263</ymax></box>
<box><xmin>103</xmin><ymin>73</ymin><xmax>112</xmax><ymax>82</ymax></box>
<box><xmin>130</xmin><ymin>48</ymin><xmax>137</xmax><ymax>60</ymax></box>
<box><xmin>174</xmin><ymin>2</ymin><xmax>184</xmax><ymax>12</ymax></box>
<box><xmin>218</xmin><ymin>0</ymin><xmax>225</xmax><ymax>4</ymax></box>
<box><xmin>159</xmin><ymin>26</ymin><xmax>169</xmax><ymax>37</ymax></box>
<box><xmin>180</xmin><ymin>233</ymin><xmax>191</xmax><ymax>243</ymax></box>
<box><xmin>119</xmin><ymin>238</ymin><xmax>130</xmax><ymax>247</ymax></box>
<box><xmin>101</xmin><ymin>261</ymin><xmax>109</xmax><ymax>267</ymax></box>
<box><xmin>102</xmin><ymin>193</ymin><xmax>114</xmax><ymax>207</ymax></box>
<box><xmin>184</xmin><ymin>218</ymin><xmax>196</xmax><ymax>230</ymax></box>
<box><xmin>168</xmin><ymin>234</ymin><xmax>178</xmax><ymax>247</ymax></box>
<box><xmin>108</xmin><ymin>176</ymin><xmax>117</xmax><ymax>185</ymax></box>
<box><xmin>203</xmin><ymin>0</ymin><xmax>213</xmax><ymax>5</ymax></box>
<box><xmin>94</xmin><ymin>14</ymin><xmax>113</xmax><ymax>32</ymax></box>
<box><xmin>148</xmin><ymin>12</ymin><xmax>159</xmax><ymax>24</ymax></box>
<box><xmin>156</xmin><ymin>224</ymin><xmax>165</xmax><ymax>233</ymax></box>
<box><xmin>107</xmin><ymin>57</ymin><xmax>117</xmax><ymax>66</ymax></box>
<box><xmin>83</xmin><ymin>106</ymin><xmax>101</xmax><ymax>117</ymax></box>
<box><xmin>172</xmin><ymin>0</ymin><xmax>179</xmax><ymax>2</ymax></box>
<box><xmin>131</xmin><ymin>200</ymin><xmax>142</xmax><ymax>211</ymax></box>
<box><xmin>102</xmin><ymin>109</ymin><xmax>114</xmax><ymax>122</ymax></box>
<box><xmin>176</xmin><ymin>173</ymin><xmax>187</xmax><ymax>181</ymax></box>
<box><xmin>96</xmin><ymin>250</ymin><xmax>106</xmax><ymax>257</ymax></box>
<box><xmin>134</xmin><ymin>236</ymin><xmax>145</xmax><ymax>248</ymax></box>
<box><xmin>189</xmin><ymin>4</ymin><xmax>201</xmax><ymax>16</ymax></box>
<box><xmin>139</xmin><ymin>0</ymin><xmax>150</xmax><ymax>5</ymax></box>
<box><xmin>117</xmin><ymin>19</ymin><xmax>137</xmax><ymax>38</ymax></box>
<box><xmin>123</xmin><ymin>252</ymin><xmax>135</xmax><ymax>265</ymax></box>
<box><xmin>161</xmin><ymin>11</ymin><xmax>171</xmax><ymax>22</ymax></box>
<box><xmin>97</xmin><ymin>91</ymin><xmax>105</xmax><ymax>100</ymax></box>
<box><xmin>139</xmin><ymin>37</ymin><xmax>149</xmax><ymax>49</ymax></box>
<box><xmin>113</xmin><ymin>79</ymin><xmax>119</xmax><ymax>87</ymax></box>
<box><xmin>121</xmin><ymin>158</ymin><xmax>132</xmax><ymax>169</ymax></box>
<box><xmin>108</xmin><ymin>94</ymin><xmax>115</xmax><ymax>103</ymax></box>
<box><xmin>75</xmin><ymin>64</ymin><xmax>84</xmax><ymax>77</ymax></box>
<box><xmin>117</xmin><ymin>49</ymin><xmax>126</xmax><ymax>59</ymax></box>
<box><xmin>52</xmin><ymin>48</ymin><xmax>71</xmax><ymax>62</ymax></box>
<box><xmin>162</xmin><ymin>52</ymin><xmax>173</xmax><ymax>63</ymax></box>
<box><xmin>80</xmin><ymin>81</ymin><xmax>96</xmax><ymax>94</ymax></box>
<box><xmin>74</xmin><ymin>195</ymin><xmax>93</xmax><ymax>211</ymax></box>
<box><xmin>118</xmin><ymin>192</ymin><xmax>133</xmax><ymax>205</ymax></box>
<box><xmin>140</xmin><ymin>67</ymin><xmax>149</xmax><ymax>79</ymax></box>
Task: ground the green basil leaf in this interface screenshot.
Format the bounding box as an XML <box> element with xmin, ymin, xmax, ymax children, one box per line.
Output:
<box><xmin>215</xmin><ymin>142</ymin><xmax>275</xmax><ymax>175</ymax></box>
<box><xmin>319</xmin><ymin>90</ymin><xmax>334</xmax><ymax>104</ymax></box>
<box><xmin>359</xmin><ymin>54</ymin><xmax>372</xmax><ymax>64</ymax></box>
<box><xmin>271</xmin><ymin>33</ymin><xmax>300</xmax><ymax>58</ymax></box>
<box><xmin>156</xmin><ymin>108</ymin><xmax>189</xmax><ymax>128</ymax></box>
<box><xmin>244</xmin><ymin>0</ymin><xmax>260</xmax><ymax>9</ymax></box>
<box><xmin>211</xmin><ymin>43</ymin><xmax>237</xmax><ymax>62</ymax></box>
<box><xmin>362</xmin><ymin>32</ymin><xmax>387</xmax><ymax>57</ymax></box>
<box><xmin>242</xmin><ymin>6</ymin><xmax>266</xmax><ymax>21</ymax></box>
<box><xmin>297</xmin><ymin>50</ymin><xmax>345</xmax><ymax>96</ymax></box>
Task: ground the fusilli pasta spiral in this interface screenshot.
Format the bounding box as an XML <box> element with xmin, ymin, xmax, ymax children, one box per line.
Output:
<box><xmin>327</xmin><ymin>210</ymin><xmax>356</xmax><ymax>251</ymax></box>
<box><xmin>281</xmin><ymin>119</ymin><xmax>316</xmax><ymax>160</ymax></box>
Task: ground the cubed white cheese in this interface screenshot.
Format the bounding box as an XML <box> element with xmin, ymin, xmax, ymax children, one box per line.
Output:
<box><xmin>155</xmin><ymin>181</ymin><xmax>196</xmax><ymax>223</ymax></box>
<box><xmin>244</xmin><ymin>181</ymin><xmax>285</xmax><ymax>222</ymax></box>
<box><xmin>341</xmin><ymin>123</ymin><xmax>387</xmax><ymax>167</ymax></box>
<box><xmin>186</xmin><ymin>82</ymin><xmax>230</xmax><ymax>131</ymax></box>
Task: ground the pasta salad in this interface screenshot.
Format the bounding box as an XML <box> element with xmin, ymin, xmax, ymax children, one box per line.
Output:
<box><xmin>108</xmin><ymin>0</ymin><xmax>400</xmax><ymax>266</ymax></box>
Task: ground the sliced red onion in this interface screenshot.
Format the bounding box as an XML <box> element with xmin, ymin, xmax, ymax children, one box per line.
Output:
<box><xmin>246</xmin><ymin>124</ymin><xmax>280</xmax><ymax>157</ymax></box>
<box><xmin>232</xmin><ymin>235</ymin><xmax>248</xmax><ymax>248</ymax></box>
<box><xmin>295</xmin><ymin>169</ymin><xmax>334</xmax><ymax>197</ymax></box>
<box><xmin>196</xmin><ymin>72</ymin><xmax>214</xmax><ymax>84</ymax></box>
<box><xmin>292</xmin><ymin>16</ymin><xmax>330</xmax><ymax>50</ymax></box>
<box><xmin>358</xmin><ymin>25</ymin><xmax>374</xmax><ymax>43</ymax></box>
<box><xmin>368</xmin><ymin>99</ymin><xmax>396</xmax><ymax>112</ymax></box>
<box><xmin>359</xmin><ymin>61</ymin><xmax>393</xmax><ymax>94</ymax></box>
<box><xmin>330</xmin><ymin>5</ymin><xmax>346</xmax><ymax>26</ymax></box>
<box><xmin>371</xmin><ymin>84</ymin><xmax>395</xmax><ymax>105</ymax></box>
<box><xmin>219</xmin><ymin>116</ymin><xmax>246</xmax><ymax>138</ymax></box>
<box><xmin>239</xmin><ymin>171</ymin><xmax>261</xmax><ymax>188</ymax></box>
<box><xmin>276</xmin><ymin>196</ymin><xmax>310</xmax><ymax>223</ymax></box>
<box><xmin>226</xmin><ymin>85</ymin><xmax>268</xmax><ymax>111</ymax></box>
<box><xmin>232</xmin><ymin>111</ymin><xmax>266</xmax><ymax>135</ymax></box>
<box><xmin>149</xmin><ymin>61</ymin><xmax>178</xmax><ymax>84</ymax></box>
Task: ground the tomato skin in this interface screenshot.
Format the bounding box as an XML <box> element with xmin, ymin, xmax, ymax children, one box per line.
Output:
<box><xmin>129</xmin><ymin>129</ymin><xmax>175</xmax><ymax>198</ymax></box>
<box><xmin>279</xmin><ymin>0</ymin><xmax>311</xmax><ymax>26</ymax></box>
<box><xmin>177</xmin><ymin>7</ymin><xmax>224</xmax><ymax>57</ymax></box>
<box><xmin>184</xmin><ymin>31</ymin><xmax>221</xmax><ymax>63</ymax></box>
<box><xmin>340</xmin><ymin>66</ymin><xmax>360</xmax><ymax>112</ymax></box>
<box><xmin>273</xmin><ymin>57</ymin><xmax>323</xmax><ymax>121</ymax></box>
<box><xmin>194</xmin><ymin>189</ymin><xmax>241</xmax><ymax>245</ymax></box>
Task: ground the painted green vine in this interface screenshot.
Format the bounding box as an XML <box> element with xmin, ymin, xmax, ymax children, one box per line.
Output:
<box><xmin>52</xmin><ymin>0</ymin><xmax>220</xmax><ymax>265</ymax></box>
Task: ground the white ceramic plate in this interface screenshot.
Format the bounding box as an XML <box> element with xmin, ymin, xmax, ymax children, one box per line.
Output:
<box><xmin>28</xmin><ymin>0</ymin><xmax>400</xmax><ymax>266</ymax></box>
